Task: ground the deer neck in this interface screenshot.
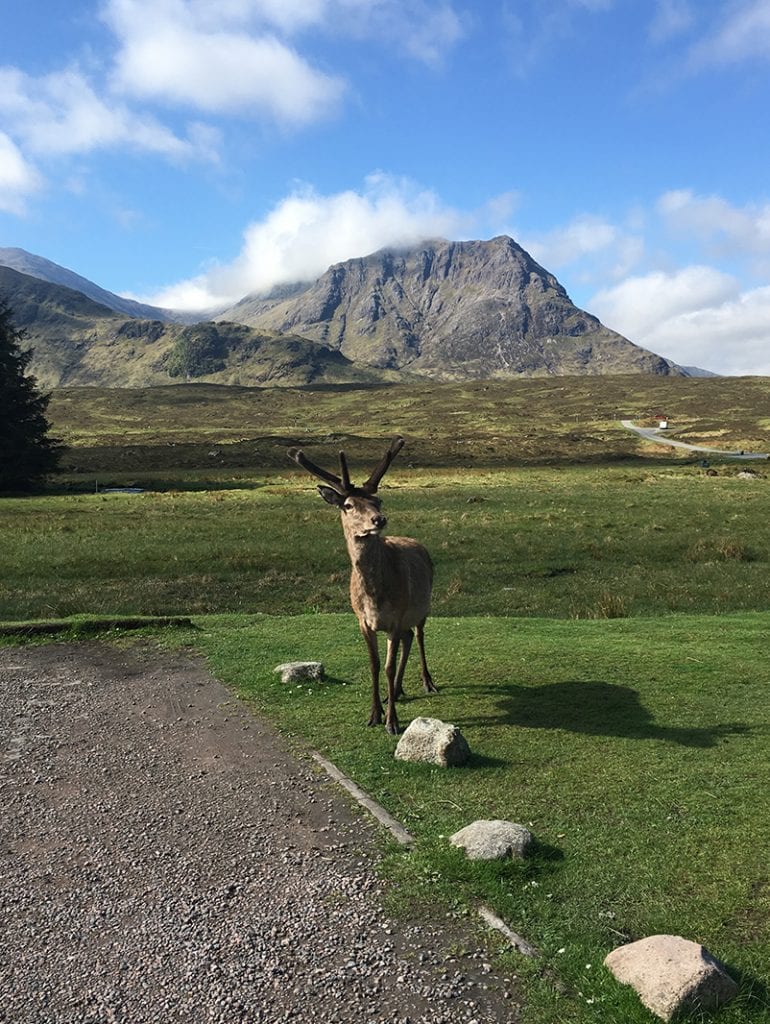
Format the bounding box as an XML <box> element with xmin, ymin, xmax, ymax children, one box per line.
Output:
<box><xmin>342</xmin><ymin>523</ymin><xmax>387</xmax><ymax>581</ymax></box>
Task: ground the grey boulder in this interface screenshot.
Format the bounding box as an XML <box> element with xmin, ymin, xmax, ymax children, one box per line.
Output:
<box><xmin>450</xmin><ymin>820</ymin><xmax>533</xmax><ymax>860</ymax></box>
<box><xmin>273</xmin><ymin>661</ymin><xmax>325</xmax><ymax>684</ymax></box>
<box><xmin>394</xmin><ymin>717</ymin><xmax>470</xmax><ymax>767</ymax></box>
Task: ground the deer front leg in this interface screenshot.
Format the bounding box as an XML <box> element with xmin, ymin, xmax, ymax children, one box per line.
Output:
<box><xmin>384</xmin><ymin>633</ymin><xmax>401</xmax><ymax>735</ymax></box>
<box><xmin>416</xmin><ymin>620</ymin><xmax>437</xmax><ymax>694</ymax></box>
<box><xmin>361</xmin><ymin>624</ymin><xmax>383</xmax><ymax>726</ymax></box>
<box><xmin>393</xmin><ymin>629</ymin><xmax>413</xmax><ymax>701</ymax></box>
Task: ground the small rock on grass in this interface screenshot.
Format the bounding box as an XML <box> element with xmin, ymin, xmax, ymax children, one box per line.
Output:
<box><xmin>450</xmin><ymin>820</ymin><xmax>533</xmax><ymax>861</ymax></box>
<box><xmin>273</xmin><ymin>661</ymin><xmax>325</xmax><ymax>684</ymax></box>
<box><xmin>394</xmin><ymin>717</ymin><xmax>470</xmax><ymax>767</ymax></box>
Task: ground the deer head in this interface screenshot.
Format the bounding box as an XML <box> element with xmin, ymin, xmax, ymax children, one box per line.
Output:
<box><xmin>288</xmin><ymin>437</ymin><xmax>404</xmax><ymax>539</ymax></box>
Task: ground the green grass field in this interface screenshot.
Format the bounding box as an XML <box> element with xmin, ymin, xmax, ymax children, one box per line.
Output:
<box><xmin>1</xmin><ymin>465</ymin><xmax>768</xmax><ymax>622</ymax></box>
<box><xmin>3</xmin><ymin>376</ymin><xmax>770</xmax><ymax>1022</ymax></box>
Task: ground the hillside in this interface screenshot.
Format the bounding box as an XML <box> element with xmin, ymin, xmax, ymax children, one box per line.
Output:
<box><xmin>221</xmin><ymin>236</ymin><xmax>678</xmax><ymax>379</ymax></box>
<box><xmin>0</xmin><ymin>266</ymin><xmax>401</xmax><ymax>388</ymax></box>
<box><xmin>0</xmin><ymin>247</ymin><xmax>186</xmax><ymax>323</ymax></box>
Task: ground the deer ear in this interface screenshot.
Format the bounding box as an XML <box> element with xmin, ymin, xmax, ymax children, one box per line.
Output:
<box><xmin>318</xmin><ymin>485</ymin><xmax>345</xmax><ymax>507</ymax></box>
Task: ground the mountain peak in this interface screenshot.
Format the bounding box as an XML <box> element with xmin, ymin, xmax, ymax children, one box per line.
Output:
<box><xmin>220</xmin><ymin>235</ymin><xmax>674</xmax><ymax>379</ymax></box>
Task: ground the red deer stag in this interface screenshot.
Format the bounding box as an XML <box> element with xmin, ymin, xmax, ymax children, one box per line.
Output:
<box><xmin>289</xmin><ymin>437</ymin><xmax>436</xmax><ymax>735</ymax></box>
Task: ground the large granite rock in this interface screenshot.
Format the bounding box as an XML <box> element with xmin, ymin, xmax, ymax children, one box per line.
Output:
<box><xmin>604</xmin><ymin>934</ymin><xmax>738</xmax><ymax>1021</ymax></box>
<box><xmin>273</xmin><ymin>661</ymin><xmax>325</xmax><ymax>684</ymax></box>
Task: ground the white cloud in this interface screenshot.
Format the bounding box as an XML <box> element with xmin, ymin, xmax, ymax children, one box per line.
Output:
<box><xmin>295</xmin><ymin>0</ymin><xmax>465</xmax><ymax>66</ymax></box>
<box><xmin>103</xmin><ymin>0</ymin><xmax>463</xmax><ymax>123</ymax></box>
<box><xmin>480</xmin><ymin>190</ymin><xmax>520</xmax><ymax>228</ymax></box>
<box><xmin>645</xmin><ymin>286</ymin><xmax>770</xmax><ymax>375</ymax></box>
<box><xmin>107</xmin><ymin>4</ymin><xmax>345</xmax><ymax>123</ymax></box>
<box><xmin>397</xmin><ymin>3</ymin><xmax>465</xmax><ymax>66</ymax></box>
<box><xmin>0</xmin><ymin>66</ymin><xmax>213</xmax><ymax>161</ymax></box>
<box><xmin>525</xmin><ymin>215</ymin><xmax>619</xmax><ymax>265</ymax></box>
<box><xmin>523</xmin><ymin>214</ymin><xmax>644</xmax><ymax>281</ymax></box>
<box><xmin>591</xmin><ymin>265</ymin><xmax>738</xmax><ymax>338</ymax></box>
<box><xmin>649</xmin><ymin>0</ymin><xmax>694</xmax><ymax>43</ymax></box>
<box><xmin>0</xmin><ymin>131</ymin><xmax>42</xmax><ymax>214</ymax></box>
<box><xmin>188</xmin><ymin>0</ymin><xmax>330</xmax><ymax>34</ymax></box>
<box><xmin>658</xmin><ymin>189</ymin><xmax>770</xmax><ymax>265</ymax></box>
<box><xmin>689</xmin><ymin>0</ymin><xmax>770</xmax><ymax>66</ymax></box>
<box><xmin>0</xmin><ymin>0</ymin><xmax>465</xmax><ymax>223</ymax></box>
<box><xmin>589</xmin><ymin>266</ymin><xmax>770</xmax><ymax>374</ymax></box>
<box><xmin>140</xmin><ymin>174</ymin><xmax>467</xmax><ymax>309</ymax></box>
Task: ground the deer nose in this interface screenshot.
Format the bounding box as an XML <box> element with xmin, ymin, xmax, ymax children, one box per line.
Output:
<box><xmin>373</xmin><ymin>514</ymin><xmax>387</xmax><ymax>530</ymax></box>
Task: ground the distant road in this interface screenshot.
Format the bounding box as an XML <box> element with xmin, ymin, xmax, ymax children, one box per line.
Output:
<box><xmin>620</xmin><ymin>420</ymin><xmax>769</xmax><ymax>460</ymax></box>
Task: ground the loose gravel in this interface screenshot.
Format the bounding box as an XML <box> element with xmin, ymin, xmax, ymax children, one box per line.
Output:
<box><xmin>0</xmin><ymin>643</ymin><xmax>523</xmax><ymax>1023</ymax></box>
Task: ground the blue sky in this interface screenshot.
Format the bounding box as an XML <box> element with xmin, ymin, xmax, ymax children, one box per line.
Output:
<box><xmin>2</xmin><ymin>1</ymin><xmax>770</xmax><ymax>374</ymax></box>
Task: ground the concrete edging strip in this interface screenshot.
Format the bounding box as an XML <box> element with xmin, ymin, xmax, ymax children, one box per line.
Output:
<box><xmin>311</xmin><ymin>752</ymin><xmax>543</xmax><ymax>962</ymax></box>
<box><xmin>478</xmin><ymin>904</ymin><xmax>540</xmax><ymax>958</ymax></box>
<box><xmin>310</xmin><ymin>751</ymin><xmax>415</xmax><ymax>847</ymax></box>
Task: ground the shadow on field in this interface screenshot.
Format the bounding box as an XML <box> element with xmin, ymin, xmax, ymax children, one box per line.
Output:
<box><xmin>471</xmin><ymin>680</ymin><xmax>750</xmax><ymax>748</ymax></box>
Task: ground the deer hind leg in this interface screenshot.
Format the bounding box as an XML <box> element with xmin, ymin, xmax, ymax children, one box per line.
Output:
<box><xmin>416</xmin><ymin>619</ymin><xmax>438</xmax><ymax>694</ymax></box>
<box><xmin>383</xmin><ymin>633</ymin><xmax>401</xmax><ymax>735</ymax></box>
<box><xmin>393</xmin><ymin>629</ymin><xmax>413</xmax><ymax>701</ymax></box>
<box><xmin>361</xmin><ymin>624</ymin><xmax>383</xmax><ymax>727</ymax></box>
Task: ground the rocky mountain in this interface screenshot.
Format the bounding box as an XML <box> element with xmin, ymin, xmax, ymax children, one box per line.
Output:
<box><xmin>220</xmin><ymin>236</ymin><xmax>677</xmax><ymax>379</ymax></box>
<box><xmin>0</xmin><ymin>266</ymin><xmax>401</xmax><ymax>389</ymax></box>
<box><xmin>0</xmin><ymin>247</ymin><xmax>187</xmax><ymax>324</ymax></box>
<box><xmin>0</xmin><ymin>235</ymin><xmax>690</xmax><ymax>386</ymax></box>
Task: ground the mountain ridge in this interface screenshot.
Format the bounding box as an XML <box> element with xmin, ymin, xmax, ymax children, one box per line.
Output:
<box><xmin>0</xmin><ymin>247</ymin><xmax>189</xmax><ymax>324</ymax></box>
<box><xmin>0</xmin><ymin>237</ymin><xmax>693</xmax><ymax>384</ymax></box>
<box><xmin>0</xmin><ymin>265</ymin><xmax>402</xmax><ymax>389</ymax></box>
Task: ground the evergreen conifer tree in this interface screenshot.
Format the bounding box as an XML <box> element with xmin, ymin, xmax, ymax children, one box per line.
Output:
<box><xmin>0</xmin><ymin>299</ymin><xmax>61</xmax><ymax>491</ymax></box>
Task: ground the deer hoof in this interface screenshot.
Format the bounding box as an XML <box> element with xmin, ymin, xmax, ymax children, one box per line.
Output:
<box><xmin>385</xmin><ymin>720</ymin><xmax>400</xmax><ymax>736</ymax></box>
<box><xmin>423</xmin><ymin>678</ymin><xmax>438</xmax><ymax>694</ymax></box>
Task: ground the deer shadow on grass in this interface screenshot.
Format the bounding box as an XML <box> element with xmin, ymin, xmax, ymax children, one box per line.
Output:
<box><xmin>465</xmin><ymin>679</ymin><xmax>751</xmax><ymax>749</ymax></box>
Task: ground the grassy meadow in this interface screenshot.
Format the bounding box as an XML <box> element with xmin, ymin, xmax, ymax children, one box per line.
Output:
<box><xmin>2</xmin><ymin>464</ymin><xmax>769</xmax><ymax>622</ymax></box>
<box><xmin>3</xmin><ymin>374</ymin><xmax>770</xmax><ymax>1022</ymax></box>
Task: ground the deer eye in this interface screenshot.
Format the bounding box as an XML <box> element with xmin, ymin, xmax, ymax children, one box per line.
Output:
<box><xmin>343</xmin><ymin>501</ymin><xmax>353</xmax><ymax>511</ymax></box>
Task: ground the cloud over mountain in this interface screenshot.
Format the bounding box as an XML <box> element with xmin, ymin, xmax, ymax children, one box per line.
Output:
<box><xmin>142</xmin><ymin>175</ymin><xmax>468</xmax><ymax>309</ymax></box>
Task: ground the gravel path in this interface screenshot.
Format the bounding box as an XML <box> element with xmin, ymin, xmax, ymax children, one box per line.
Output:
<box><xmin>0</xmin><ymin>643</ymin><xmax>524</xmax><ymax>1024</ymax></box>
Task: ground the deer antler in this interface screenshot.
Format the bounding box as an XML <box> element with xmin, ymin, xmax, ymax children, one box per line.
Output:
<box><xmin>289</xmin><ymin>436</ymin><xmax>405</xmax><ymax>495</ymax></box>
<box><xmin>288</xmin><ymin>447</ymin><xmax>349</xmax><ymax>494</ymax></box>
<box><xmin>362</xmin><ymin>436</ymin><xmax>405</xmax><ymax>494</ymax></box>
<box><xmin>339</xmin><ymin>450</ymin><xmax>353</xmax><ymax>492</ymax></box>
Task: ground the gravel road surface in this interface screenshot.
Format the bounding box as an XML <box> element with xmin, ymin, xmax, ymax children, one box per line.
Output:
<box><xmin>619</xmin><ymin>420</ymin><xmax>769</xmax><ymax>459</ymax></box>
<box><xmin>0</xmin><ymin>643</ymin><xmax>523</xmax><ymax>1024</ymax></box>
